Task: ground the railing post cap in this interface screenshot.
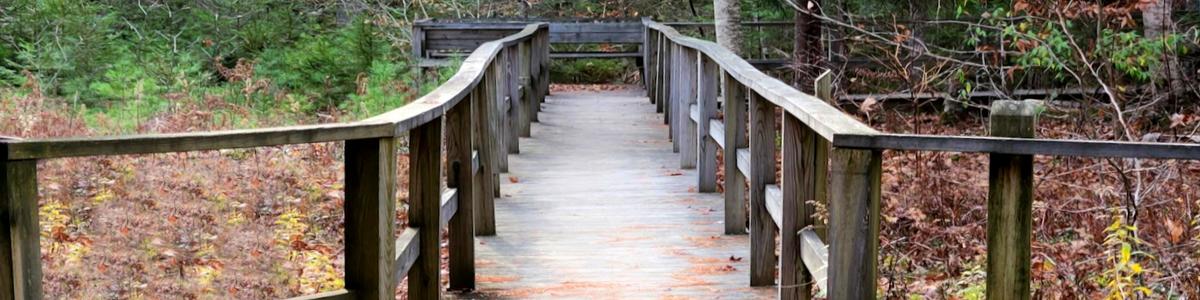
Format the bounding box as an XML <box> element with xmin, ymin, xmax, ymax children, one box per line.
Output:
<box><xmin>990</xmin><ymin>99</ymin><xmax>1044</xmax><ymax>117</ymax></box>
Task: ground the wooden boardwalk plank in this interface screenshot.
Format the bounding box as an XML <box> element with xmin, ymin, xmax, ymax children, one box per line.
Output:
<box><xmin>457</xmin><ymin>88</ymin><xmax>773</xmax><ymax>299</ymax></box>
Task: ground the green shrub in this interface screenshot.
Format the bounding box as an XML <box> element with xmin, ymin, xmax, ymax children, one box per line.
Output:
<box><xmin>550</xmin><ymin>59</ymin><xmax>632</xmax><ymax>84</ymax></box>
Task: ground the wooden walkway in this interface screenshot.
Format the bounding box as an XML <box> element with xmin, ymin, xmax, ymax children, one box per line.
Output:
<box><xmin>458</xmin><ymin>88</ymin><xmax>774</xmax><ymax>299</ymax></box>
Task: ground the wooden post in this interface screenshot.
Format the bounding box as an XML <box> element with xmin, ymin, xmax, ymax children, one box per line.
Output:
<box><xmin>781</xmin><ymin>91</ymin><xmax>828</xmax><ymax>299</ymax></box>
<box><xmin>518</xmin><ymin>41</ymin><xmax>533</xmax><ymax>138</ymax></box>
<box><xmin>722</xmin><ymin>73</ymin><xmax>748</xmax><ymax>235</ymax></box>
<box><xmin>656</xmin><ymin>34</ymin><xmax>668</xmax><ymax>114</ymax></box>
<box><xmin>344</xmin><ymin>137</ymin><xmax>397</xmax><ymax>300</ymax></box>
<box><xmin>539</xmin><ymin>29</ymin><xmax>551</xmax><ymax>100</ymax></box>
<box><xmin>986</xmin><ymin>100</ymin><xmax>1038</xmax><ymax>300</ymax></box>
<box><xmin>474</xmin><ymin>84</ymin><xmax>498</xmax><ymax>236</ymax></box>
<box><xmin>407</xmin><ymin>118</ymin><xmax>444</xmax><ymax>299</ymax></box>
<box><xmin>641</xmin><ymin>18</ymin><xmax>653</xmax><ymax>95</ymax></box>
<box><xmin>696</xmin><ymin>57</ymin><xmax>719</xmax><ymax>192</ymax></box>
<box><xmin>748</xmin><ymin>92</ymin><xmax>777</xmax><ymax>286</ymax></box>
<box><xmin>827</xmin><ymin>148</ymin><xmax>882</xmax><ymax>300</ymax></box>
<box><xmin>1</xmin><ymin>159</ymin><xmax>42</xmax><ymax>299</ymax></box>
<box><xmin>662</xmin><ymin>39</ymin><xmax>672</xmax><ymax>124</ymax></box>
<box><xmin>447</xmin><ymin>99</ymin><xmax>475</xmax><ymax>290</ymax></box>
<box><xmin>679</xmin><ymin>48</ymin><xmax>698</xmax><ymax>169</ymax></box>
<box><xmin>494</xmin><ymin>53</ymin><xmax>511</xmax><ymax>173</ymax></box>
<box><xmin>670</xmin><ymin>44</ymin><xmax>680</xmax><ymax>147</ymax></box>
<box><xmin>506</xmin><ymin>48</ymin><xmax>521</xmax><ymax>155</ymax></box>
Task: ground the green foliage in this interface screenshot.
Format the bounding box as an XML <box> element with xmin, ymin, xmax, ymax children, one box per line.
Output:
<box><xmin>550</xmin><ymin>59</ymin><xmax>632</xmax><ymax>84</ymax></box>
<box><xmin>256</xmin><ymin>17</ymin><xmax>399</xmax><ymax>111</ymax></box>
<box><xmin>1099</xmin><ymin>30</ymin><xmax>1184</xmax><ymax>82</ymax></box>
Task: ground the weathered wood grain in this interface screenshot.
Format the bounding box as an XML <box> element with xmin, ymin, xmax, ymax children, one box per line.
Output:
<box><xmin>798</xmin><ymin>228</ymin><xmax>829</xmax><ymax>293</ymax></box>
<box><xmin>696</xmin><ymin>57</ymin><xmax>720</xmax><ymax>192</ymax></box>
<box><xmin>679</xmin><ymin>48</ymin><xmax>699</xmax><ymax>169</ymax></box>
<box><xmin>986</xmin><ymin>100</ymin><xmax>1038</xmax><ymax>300</ymax></box>
<box><xmin>407</xmin><ymin>119</ymin><xmax>444</xmax><ymax>300</ymax></box>
<box><xmin>344</xmin><ymin>138</ymin><xmax>397</xmax><ymax>300</ymax></box>
<box><xmin>710</xmin><ymin>120</ymin><xmax>726</xmax><ymax>149</ymax></box>
<box><xmin>722</xmin><ymin>74</ymin><xmax>748</xmax><ymax>235</ymax></box>
<box><xmin>466</xmin><ymin>89</ymin><xmax>773</xmax><ymax>298</ymax></box>
<box><xmin>748</xmin><ymin>92</ymin><xmax>778</xmax><ymax>286</ymax></box>
<box><xmin>393</xmin><ymin>228</ymin><xmax>421</xmax><ymax>280</ymax></box>
<box><xmin>764</xmin><ymin>185</ymin><xmax>783</xmax><ymax>228</ymax></box>
<box><xmin>446</xmin><ymin>98</ymin><xmax>476</xmax><ymax>291</ymax></box>
<box><xmin>473</xmin><ymin>82</ymin><xmax>498</xmax><ymax>236</ymax></box>
<box><xmin>440</xmin><ymin>188</ymin><xmax>459</xmax><ymax>230</ymax></box>
<box><xmin>1</xmin><ymin>159</ymin><xmax>40</xmax><ymax>299</ymax></box>
<box><xmin>827</xmin><ymin>148</ymin><xmax>881</xmax><ymax>300</ymax></box>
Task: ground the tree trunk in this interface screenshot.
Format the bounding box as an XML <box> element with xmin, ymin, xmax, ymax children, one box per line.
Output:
<box><xmin>714</xmin><ymin>0</ymin><xmax>743</xmax><ymax>55</ymax></box>
<box><xmin>1141</xmin><ymin>0</ymin><xmax>1183</xmax><ymax>91</ymax></box>
<box><xmin>792</xmin><ymin>0</ymin><xmax>823</xmax><ymax>93</ymax></box>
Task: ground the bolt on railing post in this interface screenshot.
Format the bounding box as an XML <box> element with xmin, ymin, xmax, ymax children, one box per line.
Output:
<box><xmin>986</xmin><ymin>100</ymin><xmax>1039</xmax><ymax>300</ymax></box>
<box><xmin>447</xmin><ymin>95</ymin><xmax>476</xmax><ymax>291</ymax></box>
<box><xmin>344</xmin><ymin>137</ymin><xmax>397</xmax><ymax>300</ymax></box>
<box><xmin>1</xmin><ymin>158</ymin><xmax>42</xmax><ymax>299</ymax></box>
<box><xmin>748</xmin><ymin>91</ymin><xmax>777</xmax><ymax>286</ymax></box>
<box><xmin>722</xmin><ymin>74</ymin><xmax>748</xmax><ymax>235</ymax></box>
<box><xmin>406</xmin><ymin>115</ymin><xmax>444</xmax><ymax>300</ymax></box>
<box><xmin>696</xmin><ymin>56</ymin><xmax>719</xmax><ymax>192</ymax></box>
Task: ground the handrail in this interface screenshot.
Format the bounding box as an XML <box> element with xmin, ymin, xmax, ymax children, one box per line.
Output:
<box><xmin>644</xmin><ymin>21</ymin><xmax>878</xmax><ymax>141</ymax></box>
<box><xmin>1</xmin><ymin>23</ymin><xmax>551</xmax><ymax>300</ymax></box>
<box><xmin>2</xmin><ymin>23</ymin><xmax>549</xmax><ymax>161</ymax></box>
<box><xmin>647</xmin><ymin>18</ymin><xmax>1200</xmax><ymax>300</ymax></box>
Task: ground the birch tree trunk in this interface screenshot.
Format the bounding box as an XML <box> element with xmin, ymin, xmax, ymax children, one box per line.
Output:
<box><xmin>714</xmin><ymin>0</ymin><xmax>743</xmax><ymax>55</ymax></box>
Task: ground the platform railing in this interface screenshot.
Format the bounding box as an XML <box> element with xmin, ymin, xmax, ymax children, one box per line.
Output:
<box><xmin>645</xmin><ymin>18</ymin><xmax>1200</xmax><ymax>300</ymax></box>
<box><xmin>0</xmin><ymin>23</ymin><xmax>550</xmax><ymax>300</ymax></box>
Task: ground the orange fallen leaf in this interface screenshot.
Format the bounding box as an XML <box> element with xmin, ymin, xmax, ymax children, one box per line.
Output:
<box><xmin>509</xmin><ymin>176</ymin><xmax>519</xmax><ymax>183</ymax></box>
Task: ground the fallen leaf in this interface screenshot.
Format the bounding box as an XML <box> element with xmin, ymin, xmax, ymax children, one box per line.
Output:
<box><xmin>509</xmin><ymin>176</ymin><xmax>519</xmax><ymax>183</ymax></box>
<box><xmin>729</xmin><ymin>255</ymin><xmax>743</xmax><ymax>262</ymax></box>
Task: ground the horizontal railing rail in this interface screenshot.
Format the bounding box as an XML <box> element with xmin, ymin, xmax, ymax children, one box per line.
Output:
<box><xmin>645</xmin><ymin>18</ymin><xmax>1200</xmax><ymax>300</ymax></box>
<box><xmin>1</xmin><ymin>23</ymin><xmax>551</xmax><ymax>300</ymax></box>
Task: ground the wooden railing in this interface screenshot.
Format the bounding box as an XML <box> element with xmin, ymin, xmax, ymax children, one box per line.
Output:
<box><xmin>644</xmin><ymin>19</ymin><xmax>1200</xmax><ymax>300</ymax></box>
<box><xmin>0</xmin><ymin>23</ymin><xmax>550</xmax><ymax>300</ymax></box>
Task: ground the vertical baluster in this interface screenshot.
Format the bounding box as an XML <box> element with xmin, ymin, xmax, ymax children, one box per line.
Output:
<box><xmin>679</xmin><ymin>48</ymin><xmax>698</xmax><ymax>169</ymax></box>
<box><xmin>696</xmin><ymin>57</ymin><xmax>719</xmax><ymax>192</ymax></box>
<box><xmin>495</xmin><ymin>50</ymin><xmax>510</xmax><ymax>173</ymax></box>
<box><xmin>539</xmin><ymin>28</ymin><xmax>551</xmax><ymax>100</ymax></box>
<box><xmin>748</xmin><ymin>92</ymin><xmax>777</xmax><ymax>286</ymax></box>
<box><xmin>447</xmin><ymin>96</ymin><xmax>476</xmax><ymax>290</ymax></box>
<box><xmin>670</xmin><ymin>44</ymin><xmax>681</xmax><ymax>151</ymax></box>
<box><xmin>506</xmin><ymin>47</ymin><xmax>521</xmax><ymax>155</ymax></box>
<box><xmin>406</xmin><ymin>116</ymin><xmax>443</xmax><ymax>300</ymax></box>
<box><xmin>827</xmin><ymin>148</ymin><xmax>882</xmax><ymax>299</ymax></box>
<box><xmin>344</xmin><ymin>137</ymin><xmax>397</xmax><ymax>299</ymax></box>
<box><xmin>722</xmin><ymin>74</ymin><xmax>748</xmax><ymax>235</ymax></box>
<box><xmin>476</xmin><ymin>66</ymin><xmax>499</xmax><ymax>236</ymax></box>
<box><xmin>661</xmin><ymin>39</ymin><xmax>671</xmax><ymax>123</ymax></box>
<box><xmin>986</xmin><ymin>100</ymin><xmax>1038</xmax><ymax>300</ymax></box>
<box><xmin>1</xmin><ymin>158</ymin><xmax>41</xmax><ymax>299</ymax></box>
<box><xmin>518</xmin><ymin>41</ymin><xmax>533</xmax><ymax>138</ymax></box>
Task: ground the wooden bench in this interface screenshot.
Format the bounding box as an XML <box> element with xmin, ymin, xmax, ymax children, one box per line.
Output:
<box><xmin>414</xmin><ymin>19</ymin><xmax>644</xmax><ymax>67</ymax></box>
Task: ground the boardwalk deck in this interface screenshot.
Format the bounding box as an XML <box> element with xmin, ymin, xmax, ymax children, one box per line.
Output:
<box><xmin>456</xmin><ymin>87</ymin><xmax>774</xmax><ymax>299</ymax></box>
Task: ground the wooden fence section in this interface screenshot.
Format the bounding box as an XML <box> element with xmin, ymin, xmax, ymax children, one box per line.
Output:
<box><xmin>0</xmin><ymin>23</ymin><xmax>551</xmax><ymax>300</ymax></box>
<box><xmin>644</xmin><ymin>19</ymin><xmax>1200</xmax><ymax>300</ymax></box>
